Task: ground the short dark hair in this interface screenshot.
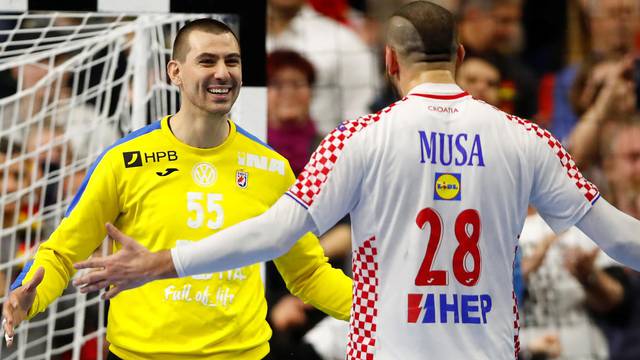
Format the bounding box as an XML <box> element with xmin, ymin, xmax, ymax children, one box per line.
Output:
<box><xmin>391</xmin><ymin>1</ymin><xmax>458</xmax><ymax>62</ymax></box>
<box><xmin>172</xmin><ymin>18</ymin><xmax>239</xmax><ymax>62</ymax></box>
<box><xmin>267</xmin><ymin>50</ymin><xmax>316</xmax><ymax>86</ymax></box>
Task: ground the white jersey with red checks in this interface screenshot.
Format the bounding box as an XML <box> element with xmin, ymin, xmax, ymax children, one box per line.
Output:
<box><xmin>286</xmin><ymin>83</ymin><xmax>600</xmax><ymax>360</ymax></box>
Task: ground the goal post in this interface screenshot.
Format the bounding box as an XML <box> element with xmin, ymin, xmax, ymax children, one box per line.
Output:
<box><xmin>0</xmin><ymin>3</ymin><xmax>266</xmax><ymax>359</ymax></box>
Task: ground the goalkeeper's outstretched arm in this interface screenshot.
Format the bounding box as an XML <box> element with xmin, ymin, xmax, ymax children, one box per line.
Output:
<box><xmin>74</xmin><ymin>195</ymin><xmax>319</xmax><ymax>298</ymax></box>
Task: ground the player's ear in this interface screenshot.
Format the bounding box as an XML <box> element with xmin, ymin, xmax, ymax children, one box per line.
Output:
<box><xmin>167</xmin><ymin>59</ymin><xmax>182</xmax><ymax>87</ymax></box>
<box><xmin>385</xmin><ymin>45</ymin><xmax>399</xmax><ymax>78</ymax></box>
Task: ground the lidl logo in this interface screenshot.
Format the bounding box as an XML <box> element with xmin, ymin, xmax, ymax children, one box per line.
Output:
<box><xmin>434</xmin><ymin>172</ymin><xmax>461</xmax><ymax>201</ymax></box>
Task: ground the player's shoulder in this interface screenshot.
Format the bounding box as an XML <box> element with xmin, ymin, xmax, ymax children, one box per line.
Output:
<box><xmin>459</xmin><ymin>97</ymin><xmax>509</xmax><ymax>122</ymax></box>
<box><xmin>234</xmin><ymin>124</ymin><xmax>285</xmax><ymax>160</ymax></box>
<box><xmin>463</xmin><ymin>98</ymin><xmax>550</xmax><ymax>138</ymax></box>
<box><xmin>333</xmin><ymin>97</ymin><xmax>410</xmax><ymax>137</ymax></box>
<box><xmin>234</xmin><ymin>123</ymin><xmax>292</xmax><ymax>178</ymax></box>
<box><xmin>499</xmin><ymin>110</ymin><xmax>558</xmax><ymax>145</ymax></box>
<box><xmin>104</xmin><ymin>120</ymin><xmax>163</xmax><ymax>155</ymax></box>
<box><xmin>95</xmin><ymin>120</ymin><xmax>163</xmax><ymax>166</ymax></box>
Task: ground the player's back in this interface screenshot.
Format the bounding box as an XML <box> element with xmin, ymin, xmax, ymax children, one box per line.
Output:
<box><xmin>289</xmin><ymin>82</ymin><xmax>597</xmax><ymax>359</ymax></box>
<box><xmin>337</xmin><ymin>83</ymin><xmax>597</xmax><ymax>359</ymax></box>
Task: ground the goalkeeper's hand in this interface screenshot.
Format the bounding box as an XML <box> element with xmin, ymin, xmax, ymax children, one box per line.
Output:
<box><xmin>2</xmin><ymin>267</ymin><xmax>44</xmax><ymax>347</ymax></box>
<box><xmin>73</xmin><ymin>223</ymin><xmax>176</xmax><ymax>300</ymax></box>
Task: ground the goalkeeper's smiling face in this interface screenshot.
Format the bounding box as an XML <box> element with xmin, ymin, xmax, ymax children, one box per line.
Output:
<box><xmin>171</xmin><ymin>30</ymin><xmax>242</xmax><ymax>118</ymax></box>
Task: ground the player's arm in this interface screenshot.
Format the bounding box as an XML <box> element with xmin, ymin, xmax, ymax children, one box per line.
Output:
<box><xmin>2</xmin><ymin>268</ymin><xmax>44</xmax><ymax>345</ymax></box>
<box><xmin>74</xmin><ymin>120</ymin><xmax>368</xmax><ymax>299</ymax></box>
<box><xmin>524</xmin><ymin>119</ymin><xmax>640</xmax><ymax>270</ymax></box>
<box><xmin>272</xmin><ymin>232</ymin><xmax>352</xmax><ymax>321</ymax></box>
<box><xmin>74</xmin><ymin>195</ymin><xmax>314</xmax><ymax>299</ymax></box>
<box><xmin>576</xmin><ymin>199</ymin><xmax>640</xmax><ymax>270</ymax></box>
<box><xmin>176</xmin><ymin>193</ymin><xmax>319</xmax><ymax>275</ymax></box>
<box><xmin>3</xmin><ymin>151</ymin><xmax>120</xmax><ymax>338</ymax></box>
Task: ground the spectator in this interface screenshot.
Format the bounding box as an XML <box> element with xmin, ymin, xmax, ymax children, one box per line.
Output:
<box><xmin>518</xmin><ymin>212</ymin><xmax>625</xmax><ymax>359</ymax></box>
<box><xmin>600</xmin><ymin>119</ymin><xmax>640</xmax><ymax>221</ymax></box>
<box><xmin>518</xmin><ymin>117</ymin><xmax>638</xmax><ymax>359</ymax></box>
<box><xmin>547</xmin><ymin>0</ymin><xmax>639</xmax><ymax>143</ymax></box>
<box><xmin>265</xmin><ymin>49</ymin><xmax>353</xmax><ymax>360</ymax></box>
<box><xmin>457</xmin><ymin>56</ymin><xmax>501</xmax><ymax>106</ymax></box>
<box><xmin>458</xmin><ymin>0</ymin><xmax>539</xmax><ymax>118</ymax></box>
<box><xmin>24</xmin><ymin>120</ymin><xmax>88</xmax><ymax>238</ymax></box>
<box><xmin>586</xmin><ymin>0</ymin><xmax>638</xmax><ymax>60</ymax></box>
<box><xmin>267</xmin><ymin>50</ymin><xmax>319</xmax><ymax>175</ymax></box>
<box><xmin>567</xmin><ymin>57</ymin><xmax>636</xmax><ymax>171</ymax></box>
<box><xmin>2</xmin><ymin>50</ymin><xmax>118</xmax><ymax>161</ymax></box>
<box><xmin>267</xmin><ymin>0</ymin><xmax>379</xmax><ymax>135</ymax></box>
<box><xmin>596</xmin><ymin>119</ymin><xmax>640</xmax><ymax>360</ymax></box>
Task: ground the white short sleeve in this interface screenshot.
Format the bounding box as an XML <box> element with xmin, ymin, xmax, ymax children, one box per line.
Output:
<box><xmin>525</xmin><ymin>118</ymin><xmax>600</xmax><ymax>232</ymax></box>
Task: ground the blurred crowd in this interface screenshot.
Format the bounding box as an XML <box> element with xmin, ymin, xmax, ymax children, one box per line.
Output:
<box><xmin>1</xmin><ymin>0</ymin><xmax>640</xmax><ymax>359</ymax></box>
<box><xmin>263</xmin><ymin>1</ymin><xmax>640</xmax><ymax>359</ymax></box>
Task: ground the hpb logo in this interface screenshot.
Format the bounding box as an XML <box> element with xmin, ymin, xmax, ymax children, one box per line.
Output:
<box><xmin>123</xmin><ymin>151</ymin><xmax>143</xmax><ymax>168</ymax></box>
<box><xmin>123</xmin><ymin>150</ymin><xmax>178</xmax><ymax>168</ymax></box>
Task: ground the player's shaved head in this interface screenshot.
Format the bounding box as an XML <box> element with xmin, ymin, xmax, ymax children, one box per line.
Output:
<box><xmin>172</xmin><ymin>18</ymin><xmax>239</xmax><ymax>62</ymax></box>
<box><xmin>387</xmin><ymin>1</ymin><xmax>458</xmax><ymax>64</ymax></box>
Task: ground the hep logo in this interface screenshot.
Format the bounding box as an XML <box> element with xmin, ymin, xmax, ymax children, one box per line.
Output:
<box><xmin>407</xmin><ymin>293</ymin><xmax>492</xmax><ymax>324</ymax></box>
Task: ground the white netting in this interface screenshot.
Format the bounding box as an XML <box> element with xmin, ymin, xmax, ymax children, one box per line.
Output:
<box><xmin>0</xmin><ymin>12</ymin><xmax>237</xmax><ymax>360</ymax></box>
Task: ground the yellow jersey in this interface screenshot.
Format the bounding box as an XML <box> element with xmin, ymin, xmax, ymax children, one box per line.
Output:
<box><xmin>18</xmin><ymin>116</ymin><xmax>351</xmax><ymax>359</ymax></box>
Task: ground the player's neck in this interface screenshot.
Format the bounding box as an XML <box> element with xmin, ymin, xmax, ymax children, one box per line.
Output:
<box><xmin>400</xmin><ymin>70</ymin><xmax>457</xmax><ymax>96</ymax></box>
<box><xmin>169</xmin><ymin>110</ymin><xmax>230</xmax><ymax>149</ymax></box>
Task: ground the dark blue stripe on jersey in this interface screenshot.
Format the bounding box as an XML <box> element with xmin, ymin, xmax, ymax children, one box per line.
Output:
<box><xmin>591</xmin><ymin>193</ymin><xmax>601</xmax><ymax>205</ymax></box>
<box><xmin>10</xmin><ymin>259</ymin><xmax>34</xmax><ymax>290</ymax></box>
<box><xmin>286</xmin><ymin>192</ymin><xmax>309</xmax><ymax>209</ymax></box>
<box><xmin>236</xmin><ymin>124</ymin><xmax>273</xmax><ymax>150</ymax></box>
<box><xmin>65</xmin><ymin>121</ymin><xmax>162</xmax><ymax>217</ymax></box>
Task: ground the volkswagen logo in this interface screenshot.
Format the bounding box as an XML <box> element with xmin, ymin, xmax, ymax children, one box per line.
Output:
<box><xmin>192</xmin><ymin>162</ymin><xmax>217</xmax><ymax>187</ymax></box>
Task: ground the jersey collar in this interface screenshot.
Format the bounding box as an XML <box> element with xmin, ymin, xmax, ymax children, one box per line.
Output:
<box><xmin>407</xmin><ymin>83</ymin><xmax>469</xmax><ymax>100</ymax></box>
<box><xmin>160</xmin><ymin>115</ymin><xmax>238</xmax><ymax>155</ymax></box>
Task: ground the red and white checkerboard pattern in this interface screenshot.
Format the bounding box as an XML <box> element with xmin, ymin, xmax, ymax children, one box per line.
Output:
<box><xmin>512</xmin><ymin>246</ymin><xmax>521</xmax><ymax>359</ymax></box>
<box><xmin>512</xmin><ymin>290</ymin><xmax>520</xmax><ymax>360</ymax></box>
<box><xmin>288</xmin><ymin>99</ymin><xmax>407</xmax><ymax>207</ymax></box>
<box><xmin>347</xmin><ymin>236</ymin><xmax>380</xmax><ymax>360</ymax></box>
<box><xmin>504</xmin><ymin>114</ymin><xmax>599</xmax><ymax>204</ymax></box>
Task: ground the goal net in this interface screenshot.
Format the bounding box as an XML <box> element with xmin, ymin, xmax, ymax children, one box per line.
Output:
<box><xmin>0</xmin><ymin>11</ymin><xmax>253</xmax><ymax>360</ymax></box>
